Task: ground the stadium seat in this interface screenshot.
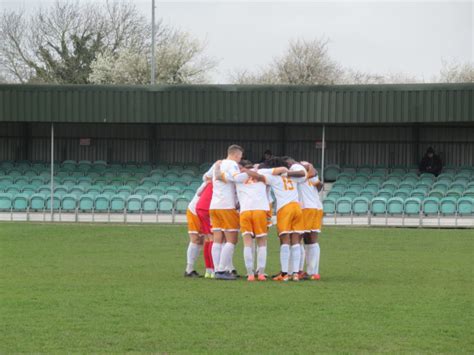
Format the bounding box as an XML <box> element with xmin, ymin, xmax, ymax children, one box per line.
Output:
<box><xmin>437</xmin><ymin>173</ymin><xmax>453</xmax><ymax>184</ymax></box>
<box><xmin>324</xmin><ymin>165</ymin><xmax>340</xmax><ymax>182</ymax></box>
<box><xmin>94</xmin><ymin>177</ymin><xmax>108</xmax><ymax>186</ymax></box>
<box><xmin>463</xmin><ymin>188</ymin><xmax>474</xmax><ymax>199</ymax></box>
<box><xmin>175</xmin><ymin>196</ymin><xmax>191</xmax><ymax>213</ymax></box>
<box><xmin>70</xmin><ymin>186</ymin><xmax>85</xmax><ymax>197</ymax></box>
<box><xmin>393</xmin><ymin>189</ymin><xmax>410</xmax><ymax>200</ymax></box>
<box><xmin>37</xmin><ymin>185</ymin><xmax>51</xmax><ymax>195</ymax></box>
<box><xmin>419</xmin><ymin>173</ymin><xmax>435</xmax><ymax>183</ymax></box>
<box><xmin>376</xmin><ymin>189</ymin><xmax>393</xmax><ymax>200</ymax></box>
<box><xmin>370</xmin><ymin>197</ymin><xmax>387</xmax><ymax>215</ymax></box>
<box><xmin>6</xmin><ymin>186</ymin><xmax>21</xmax><ymax>195</ymax></box>
<box><xmin>432</xmin><ymin>182</ymin><xmax>449</xmax><ymax>192</ymax></box>
<box><xmin>381</xmin><ymin>181</ymin><xmax>398</xmax><ymax>191</ymax></box>
<box><xmin>439</xmin><ymin>197</ymin><xmax>457</xmax><ymax>216</ymax></box>
<box><xmin>134</xmin><ymin>186</ymin><xmax>149</xmax><ymax>197</ymax></box>
<box><xmin>359</xmin><ymin>189</ymin><xmax>375</xmax><ymax>200</ymax></box>
<box><xmin>422</xmin><ymin>197</ymin><xmax>439</xmax><ymax>215</ymax></box>
<box><xmin>445</xmin><ymin>189</ymin><xmax>462</xmax><ymax>199</ymax></box>
<box><xmin>322</xmin><ymin>197</ymin><xmax>336</xmax><ymax>214</ymax></box>
<box><xmin>46</xmin><ymin>195</ymin><xmax>61</xmax><ymax>210</ymax></box>
<box><xmin>327</xmin><ymin>191</ymin><xmax>342</xmax><ymax>200</ymax></box>
<box><xmin>404</xmin><ymin>197</ymin><xmax>421</xmax><ymax>215</ymax></box>
<box><xmin>142</xmin><ymin>195</ymin><xmax>159</xmax><ymax>213</ymax></box>
<box><xmin>12</xmin><ymin>194</ymin><xmax>29</xmax><ymax>211</ymax></box>
<box><xmin>15</xmin><ymin>176</ymin><xmax>29</xmax><ymax>185</ymax></box>
<box><xmin>87</xmin><ymin>186</ymin><xmax>102</xmax><ymax>196</ymax></box>
<box><xmin>399</xmin><ymin>181</ymin><xmax>415</xmax><ymax>190</ymax></box>
<box><xmin>387</xmin><ymin>197</ymin><xmax>404</xmax><ymax>215</ymax></box>
<box><xmin>30</xmin><ymin>193</ymin><xmax>46</xmax><ymax>211</ymax></box>
<box><xmin>0</xmin><ymin>193</ymin><xmax>12</xmax><ymax>211</ymax></box>
<box><xmin>343</xmin><ymin>189</ymin><xmax>359</xmax><ymax>199</ymax></box>
<box><xmin>61</xmin><ymin>194</ymin><xmax>77</xmax><ymax>212</ymax></box>
<box><xmin>158</xmin><ymin>195</ymin><xmax>174</xmax><ymax>213</ymax></box>
<box><xmin>62</xmin><ymin>160</ymin><xmax>77</xmax><ymax>171</ymax></box>
<box><xmin>78</xmin><ymin>194</ymin><xmax>94</xmax><ymax>212</ymax></box>
<box><xmin>110</xmin><ymin>195</ymin><xmax>126</xmax><ymax>212</ymax></box>
<box><xmin>365</xmin><ymin>181</ymin><xmax>381</xmax><ymax>191</ymax></box>
<box><xmin>457</xmin><ymin>197</ymin><xmax>474</xmax><ymax>215</ymax></box>
<box><xmin>127</xmin><ymin>195</ymin><xmax>143</xmax><ymax>213</ymax></box>
<box><xmin>94</xmin><ymin>194</ymin><xmax>110</xmax><ymax>212</ymax></box>
<box><xmin>54</xmin><ymin>185</ymin><xmax>69</xmax><ymax>196</ymax></box>
<box><xmin>22</xmin><ymin>185</ymin><xmax>36</xmax><ymax>196</ymax></box>
<box><xmin>352</xmin><ymin>197</ymin><xmax>370</xmax><ymax>215</ymax></box>
<box><xmin>336</xmin><ymin>197</ymin><xmax>352</xmax><ymax>215</ymax></box>
<box><xmin>102</xmin><ymin>186</ymin><xmax>117</xmax><ymax>195</ymax></box>
<box><xmin>428</xmin><ymin>190</ymin><xmax>445</xmax><ymax>199</ymax></box>
<box><xmin>30</xmin><ymin>176</ymin><xmax>46</xmax><ymax>186</ymax></box>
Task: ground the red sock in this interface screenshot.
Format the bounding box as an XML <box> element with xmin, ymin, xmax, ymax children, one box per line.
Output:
<box><xmin>203</xmin><ymin>241</ymin><xmax>213</xmax><ymax>269</ymax></box>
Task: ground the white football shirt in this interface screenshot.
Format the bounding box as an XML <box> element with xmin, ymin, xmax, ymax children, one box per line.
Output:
<box><xmin>234</xmin><ymin>172</ymin><xmax>270</xmax><ymax>212</ymax></box>
<box><xmin>209</xmin><ymin>159</ymin><xmax>240</xmax><ymax>210</ymax></box>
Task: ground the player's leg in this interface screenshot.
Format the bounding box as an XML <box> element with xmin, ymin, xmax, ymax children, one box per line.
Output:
<box><xmin>185</xmin><ymin>209</ymin><xmax>202</xmax><ymax>277</ymax></box>
<box><xmin>242</xmin><ymin>234</ymin><xmax>255</xmax><ymax>280</ymax></box>
<box><xmin>289</xmin><ymin>204</ymin><xmax>304</xmax><ymax>281</ymax></box>
<box><xmin>215</xmin><ymin>209</ymin><xmax>239</xmax><ymax>280</ymax></box>
<box><xmin>185</xmin><ymin>233</ymin><xmax>203</xmax><ymax>277</ymax></box>
<box><xmin>253</xmin><ymin>210</ymin><xmax>268</xmax><ymax>281</ymax></box>
<box><xmin>197</xmin><ymin>208</ymin><xmax>214</xmax><ymax>278</ymax></box>
<box><xmin>273</xmin><ymin>205</ymin><xmax>291</xmax><ymax>281</ymax></box>
<box><xmin>307</xmin><ymin>209</ymin><xmax>322</xmax><ymax>280</ymax></box>
<box><xmin>210</xmin><ymin>209</ymin><xmax>224</xmax><ymax>274</ymax></box>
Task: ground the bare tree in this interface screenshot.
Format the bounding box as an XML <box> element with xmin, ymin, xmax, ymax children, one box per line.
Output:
<box><xmin>438</xmin><ymin>60</ymin><xmax>474</xmax><ymax>83</ymax></box>
<box><xmin>230</xmin><ymin>38</ymin><xmax>343</xmax><ymax>85</ymax></box>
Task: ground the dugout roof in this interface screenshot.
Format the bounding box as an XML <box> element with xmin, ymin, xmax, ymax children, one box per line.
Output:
<box><xmin>0</xmin><ymin>83</ymin><xmax>472</xmax><ymax>125</ymax></box>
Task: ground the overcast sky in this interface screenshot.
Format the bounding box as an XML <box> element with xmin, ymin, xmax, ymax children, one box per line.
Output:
<box><xmin>1</xmin><ymin>0</ymin><xmax>472</xmax><ymax>83</ymax></box>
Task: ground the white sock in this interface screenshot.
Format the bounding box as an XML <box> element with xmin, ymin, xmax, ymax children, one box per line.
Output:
<box><xmin>290</xmin><ymin>244</ymin><xmax>301</xmax><ymax>275</ymax></box>
<box><xmin>218</xmin><ymin>242</ymin><xmax>235</xmax><ymax>272</ymax></box>
<box><xmin>307</xmin><ymin>243</ymin><xmax>320</xmax><ymax>275</ymax></box>
<box><xmin>257</xmin><ymin>245</ymin><xmax>267</xmax><ymax>275</ymax></box>
<box><xmin>280</xmin><ymin>244</ymin><xmax>290</xmax><ymax>274</ymax></box>
<box><xmin>211</xmin><ymin>243</ymin><xmax>222</xmax><ymax>271</ymax></box>
<box><xmin>299</xmin><ymin>244</ymin><xmax>306</xmax><ymax>272</ymax></box>
<box><xmin>186</xmin><ymin>242</ymin><xmax>200</xmax><ymax>273</ymax></box>
<box><xmin>314</xmin><ymin>243</ymin><xmax>320</xmax><ymax>275</ymax></box>
<box><xmin>244</xmin><ymin>246</ymin><xmax>254</xmax><ymax>275</ymax></box>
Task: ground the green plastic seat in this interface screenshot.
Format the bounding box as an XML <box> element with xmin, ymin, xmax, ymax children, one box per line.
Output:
<box><xmin>439</xmin><ymin>197</ymin><xmax>457</xmax><ymax>216</ymax></box>
<box><xmin>54</xmin><ymin>185</ymin><xmax>69</xmax><ymax>196</ymax></box>
<box><xmin>12</xmin><ymin>194</ymin><xmax>29</xmax><ymax>211</ymax></box>
<box><xmin>62</xmin><ymin>160</ymin><xmax>77</xmax><ymax>171</ymax></box>
<box><xmin>324</xmin><ymin>165</ymin><xmax>340</xmax><ymax>182</ymax></box>
<box><xmin>77</xmin><ymin>160</ymin><xmax>92</xmax><ymax>172</ymax></box>
<box><xmin>7</xmin><ymin>169</ymin><xmax>22</xmax><ymax>177</ymax></box>
<box><xmin>399</xmin><ymin>181</ymin><xmax>415</xmax><ymax>190</ymax></box>
<box><xmin>102</xmin><ymin>186</ymin><xmax>117</xmax><ymax>195</ymax></box>
<box><xmin>110</xmin><ymin>195</ymin><xmax>126</xmax><ymax>212</ymax></box>
<box><xmin>46</xmin><ymin>195</ymin><xmax>61</xmax><ymax>210</ymax></box>
<box><xmin>30</xmin><ymin>193</ymin><xmax>46</xmax><ymax>211</ymax></box>
<box><xmin>445</xmin><ymin>190</ymin><xmax>462</xmax><ymax>199</ymax></box>
<box><xmin>376</xmin><ymin>189</ymin><xmax>393</xmax><ymax>200</ymax></box>
<box><xmin>14</xmin><ymin>177</ymin><xmax>29</xmax><ymax>186</ymax></box>
<box><xmin>457</xmin><ymin>197</ymin><xmax>474</xmax><ymax>215</ymax></box>
<box><xmin>436</xmin><ymin>173</ymin><xmax>454</xmax><ymax>184</ymax></box>
<box><xmin>415</xmin><ymin>182</ymin><xmax>431</xmax><ymax>191</ymax></box>
<box><xmin>158</xmin><ymin>195</ymin><xmax>174</xmax><ymax>213</ymax></box>
<box><xmin>428</xmin><ymin>190</ymin><xmax>445</xmax><ymax>199</ymax></box>
<box><xmin>87</xmin><ymin>186</ymin><xmax>102</xmax><ymax>196</ymax></box>
<box><xmin>103</xmin><ymin>171</ymin><xmax>116</xmax><ymax>179</ymax></box>
<box><xmin>381</xmin><ymin>181</ymin><xmax>398</xmax><ymax>191</ymax></box>
<box><xmin>335</xmin><ymin>197</ymin><xmax>352</xmax><ymax>214</ymax></box>
<box><xmin>108</xmin><ymin>177</ymin><xmax>123</xmax><ymax>186</ymax></box>
<box><xmin>370</xmin><ymin>197</ymin><xmax>387</xmax><ymax>215</ymax></box>
<box><xmin>149</xmin><ymin>186</ymin><xmax>166</xmax><ymax>197</ymax></box>
<box><xmin>343</xmin><ymin>189</ymin><xmax>359</xmax><ymax>199</ymax></box>
<box><xmin>37</xmin><ymin>185</ymin><xmax>51</xmax><ymax>195</ymax></box>
<box><xmin>322</xmin><ymin>197</ymin><xmax>336</xmax><ymax>214</ymax></box>
<box><xmin>463</xmin><ymin>188</ymin><xmax>474</xmax><ymax>199</ymax></box>
<box><xmin>94</xmin><ymin>177</ymin><xmax>108</xmax><ymax>185</ymax></box>
<box><xmin>175</xmin><ymin>196</ymin><xmax>191</xmax><ymax>212</ymax></box>
<box><xmin>70</xmin><ymin>186</ymin><xmax>85</xmax><ymax>197</ymax></box>
<box><xmin>359</xmin><ymin>189</ymin><xmax>375</xmax><ymax>200</ymax></box>
<box><xmin>140</xmin><ymin>178</ymin><xmax>156</xmax><ymax>188</ymax></box>
<box><xmin>387</xmin><ymin>197</ymin><xmax>404</xmax><ymax>214</ymax></box>
<box><xmin>61</xmin><ymin>194</ymin><xmax>77</xmax><ymax>212</ymax></box>
<box><xmin>22</xmin><ymin>185</ymin><xmax>36</xmax><ymax>195</ymax></box>
<box><xmin>94</xmin><ymin>194</ymin><xmax>110</xmax><ymax>212</ymax></box>
<box><xmin>0</xmin><ymin>193</ymin><xmax>12</xmax><ymax>211</ymax></box>
<box><xmin>0</xmin><ymin>176</ymin><xmax>14</xmax><ymax>185</ymax></box>
<box><xmin>419</xmin><ymin>173</ymin><xmax>436</xmax><ymax>183</ymax></box>
<box><xmin>29</xmin><ymin>176</ymin><xmax>46</xmax><ymax>186</ymax></box>
<box><xmin>422</xmin><ymin>197</ymin><xmax>439</xmax><ymax>215</ymax></box>
<box><xmin>432</xmin><ymin>182</ymin><xmax>449</xmax><ymax>192</ymax></box>
<box><xmin>127</xmin><ymin>195</ymin><xmax>143</xmax><ymax>213</ymax></box>
<box><xmin>78</xmin><ymin>194</ymin><xmax>94</xmax><ymax>211</ymax></box>
<box><xmin>352</xmin><ymin>197</ymin><xmax>369</xmax><ymax>215</ymax></box>
<box><xmin>393</xmin><ymin>189</ymin><xmax>410</xmax><ymax>200</ymax></box>
<box><xmin>6</xmin><ymin>186</ymin><xmax>21</xmax><ymax>195</ymax></box>
<box><xmin>134</xmin><ymin>186</ymin><xmax>149</xmax><ymax>196</ymax></box>
<box><xmin>142</xmin><ymin>195</ymin><xmax>159</xmax><ymax>213</ymax></box>
<box><xmin>404</xmin><ymin>197</ymin><xmax>421</xmax><ymax>215</ymax></box>
<box><xmin>62</xmin><ymin>177</ymin><xmax>77</xmax><ymax>186</ymax></box>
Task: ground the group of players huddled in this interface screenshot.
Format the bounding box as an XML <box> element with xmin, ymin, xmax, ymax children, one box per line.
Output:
<box><xmin>184</xmin><ymin>144</ymin><xmax>323</xmax><ymax>282</ymax></box>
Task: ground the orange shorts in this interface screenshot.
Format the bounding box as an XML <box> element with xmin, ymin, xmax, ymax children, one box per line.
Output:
<box><xmin>210</xmin><ymin>209</ymin><xmax>239</xmax><ymax>232</ymax></box>
<box><xmin>266</xmin><ymin>203</ymin><xmax>273</xmax><ymax>227</ymax></box>
<box><xmin>302</xmin><ymin>208</ymin><xmax>323</xmax><ymax>233</ymax></box>
<box><xmin>276</xmin><ymin>202</ymin><xmax>304</xmax><ymax>236</ymax></box>
<box><xmin>186</xmin><ymin>209</ymin><xmax>201</xmax><ymax>234</ymax></box>
<box><xmin>240</xmin><ymin>210</ymin><xmax>268</xmax><ymax>237</ymax></box>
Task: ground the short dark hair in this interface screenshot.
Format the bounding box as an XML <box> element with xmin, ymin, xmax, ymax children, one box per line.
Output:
<box><xmin>228</xmin><ymin>144</ymin><xmax>244</xmax><ymax>155</ymax></box>
<box><xmin>267</xmin><ymin>156</ymin><xmax>286</xmax><ymax>168</ymax></box>
<box><xmin>240</xmin><ymin>159</ymin><xmax>253</xmax><ymax>168</ymax></box>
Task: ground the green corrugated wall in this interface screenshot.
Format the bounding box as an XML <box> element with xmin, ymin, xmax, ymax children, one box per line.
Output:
<box><xmin>0</xmin><ymin>83</ymin><xmax>472</xmax><ymax>124</ymax></box>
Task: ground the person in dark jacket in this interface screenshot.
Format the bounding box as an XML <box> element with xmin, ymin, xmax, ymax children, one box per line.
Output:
<box><xmin>419</xmin><ymin>147</ymin><xmax>443</xmax><ymax>176</ymax></box>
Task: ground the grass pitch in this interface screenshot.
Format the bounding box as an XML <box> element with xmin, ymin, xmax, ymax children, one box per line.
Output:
<box><xmin>1</xmin><ymin>223</ymin><xmax>473</xmax><ymax>353</ymax></box>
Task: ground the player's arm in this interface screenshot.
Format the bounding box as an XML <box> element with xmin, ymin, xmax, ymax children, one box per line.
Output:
<box><xmin>241</xmin><ymin>168</ymin><xmax>267</xmax><ymax>183</ymax></box>
<box><xmin>287</xmin><ymin>170</ymin><xmax>306</xmax><ymax>178</ymax></box>
<box><xmin>195</xmin><ymin>181</ymin><xmax>209</xmax><ymax>196</ymax></box>
<box><xmin>213</xmin><ymin>161</ymin><xmax>226</xmax><ymax>182</ymax></box>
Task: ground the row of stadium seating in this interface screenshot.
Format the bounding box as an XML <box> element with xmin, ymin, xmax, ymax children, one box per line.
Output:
<box><xmin>0</xmin><ymin>193</ymin><xmax>189</xmax><ymax>214</ymax></box>
<box><xmin>323</xmin><ymin>196</ymin><xmax>474</xmax><ymax>216</ymax></box>
<box><xmin>324</xmin><ymin>164</ymin><xmax>474</xmax><ymax>181</ymax></box>
<box><xmin>0</xmin><ymin>184</ymin><xmax>196</xmax><ymax>199</ymax></box>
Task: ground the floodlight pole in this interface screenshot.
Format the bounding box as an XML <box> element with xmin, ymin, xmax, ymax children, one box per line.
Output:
<box><xmin>151</xmin><ymin>0</ymin><xmax>156</xmax><ymax>85</ymax></box>
<box><xmin>50</xmin><ymin>123</ymin><xmax>54</xmax><ymax>221</ymax></box>
<box><xmin>321</xmin><ymin>124</ymin><xmax>326</xmax><ymax>184</ymax></box>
